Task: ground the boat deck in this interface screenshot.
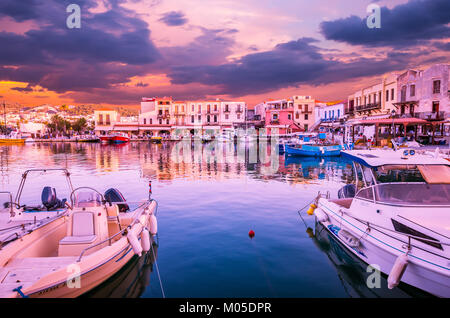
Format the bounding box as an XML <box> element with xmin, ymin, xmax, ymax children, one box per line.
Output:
<box><xmin>0</xmin><ymin>256</ymin><xmax>77</xmax><ymax>297</ymax></box>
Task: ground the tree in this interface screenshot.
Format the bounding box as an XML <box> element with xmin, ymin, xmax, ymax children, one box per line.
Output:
<box><xmin>72</xmin><ymin>117</ymin><xmax>87</xmax><ymax>133</ymax></box>
<box><xmin>46</xmin><ymin>114</ymin><xmax>71</xmax><ymax>135</ymax></box>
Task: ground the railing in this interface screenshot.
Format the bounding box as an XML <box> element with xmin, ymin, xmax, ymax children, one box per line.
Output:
<box><xmin>0</xmin><ymin>191</ymin><xmax>14</xmax><ymax>216</ymax></box>
<box><xmin>355</xmin><ymin>103</ymin><xmax>381</xmax><ymax>112</ymax></box>
<box><xmin>301</xmin><ymin>109</ymin><xmax>312</xmax><ymax>114</ymax></box>
<box><xmin>270</xmin><ymin>120</ymin><xmax>280</xmax><ymax>125</ymax></box>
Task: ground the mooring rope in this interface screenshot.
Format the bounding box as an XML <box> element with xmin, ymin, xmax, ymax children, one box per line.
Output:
<box><xmin>150</xmin><ymin>242</ymin><xmax>165</xmax><ymax>298</ymax></box>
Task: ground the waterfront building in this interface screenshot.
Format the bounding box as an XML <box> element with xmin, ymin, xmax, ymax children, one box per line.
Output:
<box><xmin>94</xmin><ymin>108</ymin><xmax>122</xmax><ymax>135</ymax></box>
<box><xmin>395</xmin><ymin>64</ymin><xmax>449</xmax><ymax>121</ymax></box>
<box><xmin>292</xmin><ymin>95</ymin><xmax>316</xmax><ymax>132</ymax></box>
<box><xmin>345</xmin><ymin>64</ymin><xmax>449</xmax><ymax>146</ymax></box>
<box><xmin>314</xmin><ymin>101</ymin><xmax>346</xmax><ymax>125</ymax></box>
<box><xmin>264</xmin><ymin>98</ymin><xmax>303</xmax><ymax>135</ymax></box>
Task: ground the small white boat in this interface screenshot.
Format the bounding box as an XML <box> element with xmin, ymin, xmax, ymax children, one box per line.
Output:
<box><xmin>0</xmin><ymin>186</ymin><xmax>158</xmax><ymax>298</ymax></box>
<box><xmin>0</xmin><ymin>169</ymin><xmax>73</xmax><ymax>247</ymax></box>
<box><xmin>310</xmin><ymin>149</ymin><xmax>450</xmax><ymax>297</ymax></box>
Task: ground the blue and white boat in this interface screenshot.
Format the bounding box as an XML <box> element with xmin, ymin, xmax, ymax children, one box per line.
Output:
<box><xmin>310</xmin><ymin>149</ymin><xmax>450</xmax><ymax>297</ymax></box>
<box><xmin>285</xmin><ymin>144</ymin><xmax>342</xmax><ymax>157</ymax></box>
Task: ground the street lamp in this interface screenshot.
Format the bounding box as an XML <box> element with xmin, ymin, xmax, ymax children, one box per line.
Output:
<box><xmin>391</xmin><ymin>109</ymin><xmax>396</xmax><ymax>139</ymax></box>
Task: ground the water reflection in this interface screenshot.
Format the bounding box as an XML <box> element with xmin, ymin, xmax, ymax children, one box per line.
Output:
<box><xmin>0</xmin><ymin>142</ymin><xmax>373</xmax><ymax>298</ymax></box>
<box><xmin>82</xmin><ymin>245</ymin><xmax>159</xmax><ymax>298</ymax></box>
<box><xmin>310</xmin><ymin>221</ymin><xmax>432</xmax><ymax>298</ymax></box>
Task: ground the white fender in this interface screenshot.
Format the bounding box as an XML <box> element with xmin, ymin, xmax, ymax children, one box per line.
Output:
<box><xmin>141</xmin><ymin>228</ymin><xmax>151</xmax><ymax>252</ymax></box>
<box><xmin>387</xmin><ymin>253</ymin><xmax>409</xmax><ymax>289</ymax></box>
<box><xmin>127</xmin><ymin>229</ymin><xmax>143</xmax><ymax>257</ymax></box>
<box><xmin>314</xmin><ymin>209</ymin><xmax>328</xmax><ymax>222</ymax></box>
<box><xmin>149</xmin><ymin>214</ymin><xmax>158</xmax><ymax>236</ymax></box>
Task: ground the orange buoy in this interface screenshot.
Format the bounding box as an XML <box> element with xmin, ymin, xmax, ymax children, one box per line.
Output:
<box><xmin>248</xmin><ymin>230</ymin><xmax>255</xmax><ymax>239</ymax></box>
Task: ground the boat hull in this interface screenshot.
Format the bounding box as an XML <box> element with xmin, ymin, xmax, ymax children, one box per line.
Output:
<box><xmin>315</xmin><ymin>199</ymin><xmax>450</xmax><ymax>297</ymax></box>
<box><xmin>285</xmin><ymin>144</ymin><xmax>341</xmax><ymax>157</ymax></box>
<box><xmin>0</xmin><ymin>139</ymin><xmax>25</xmax><ymax>144</ymax></box>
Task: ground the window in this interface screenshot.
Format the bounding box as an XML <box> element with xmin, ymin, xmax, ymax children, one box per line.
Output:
<box><xmin>410</xmin><ymin>85</ymin><xmax>415</xmax><ymax>97</ymax></box>
<box><xmin>273</xmin><ymin>114</ymin><xmax>278</xmax><ymax>120</ymax></box>
<box><xmin>150</xmin><ymin>119</ymin><xmax>152</xmax><ymax>124</ymax></box>
<box><xmin>225</xmin><ymin>114</ymin><xmax>229</xmax><ymax>120</ymax></box>
<box><xmin>391</xmin><ymin>88</ymin><xmax>394</xmax><ymax>101</ymax></box>
<box><xmin>98</xmin><ymin>114</ymin><xmax>103</xmax><ymax>125</ymax></box>
<box><xmin>432</xmin><ymin>101</ymin><xmax>440</xmax><ymax>113</ymax></box>
<box><xmin>337</xmin><ymin>110</ymin><xmax>340</xmax><ymax>118</ymax></box>
<box><xmin>237</xmin><ymin>114</ymin><xmax>241</xmax><ymax>119</ymax></box>
<box><xmin>198</xmin><ymin>105</ymin><xmax>202</xmax><ymax>113</ymax></box>
<box><xmin>191</xmin><ymin>115</ymin><xmax>194</xmax><ymax>123</ymax></box>
<box><xmin>356</xmin><ymin>187</ymin><xmax>374</xmax><ymax>201</ymax></box>
<box><xmin>106</xmin><ymin>114</ymin><xmax>111</xmax><ymax>125</ymax></box>
<box><xmin>214</xmin><ymin>115</ymin><xmax>217</xmax><ymax>122</ymax></box>
<box><xmin>166</xmin><ymin>119</ymin><xmax>169</xmax><ymax>124</ymax></box>
<box><xmin>296</xmin><ymin>112</ymin><xmax>299</xmax><ymax>119</ymax></box>
<box><xmin>433</xmin><ymin>80</ymin><xmax>441</xmax><ymax>94</ymax></box>
<box><xmin>207</xmin><ymin>115</ymin><xmax>210</xmax><ymax>123</ymax></box>
<box><xmin>198</xmin><ymin>115</ymin><xmax>201</xmax><ymax>121</ymax></box>
<box><xmin>143</xmin><ymin>118</ymin><xmax>146</xmax><ymax>125</ymax></box>
<box><xmin>214</xmin><ymin>104</ymin><xmax>218</xmax><ymax>111</ymax></box>
<box><xmin>192</xmin><ymin>105</ymin><xmax>194</xmax><ymax>112</ymax></box>
<box><xmin>287</xmin><ymin>114</ymin><xmax>291</xmax><ymax>120</ymax></box>
<box><xmin>386</xmin><ymin>90</ymin><xmax>389</xmax><ymax>102</ymax></box>
<box><xmin>304</xmin><ymin>124</ymin><xmax>308</xmax><ymax>131</ymax></box>
<box><xmin>159</xmin><ymin>119</ymin><xmax>162</xmax><ymax>125</ymax></box>
<box><xmin>401</xmin><ymin>86</ymin><xmax>407</xmax><ymax>102</ymax></box>
<box><xmin>304</xmin><ymin>114</ymin><xmax>308</xmax><ymax>120</ymax></box>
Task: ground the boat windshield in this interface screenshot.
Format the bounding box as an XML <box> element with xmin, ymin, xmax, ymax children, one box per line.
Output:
<box><xmin>74</xmin><ymin>191</ymin><xmax>103</xmax><ymax>208</ymax></box>
<box><xmin>372</xmin><ymin>164</ymin><xmax>450</xmax><ymax>184</ymax></box>
<box><xmin>371</xmin><ymin>183</ymin><xmax>450</xmax><ymax>206</ymax></box>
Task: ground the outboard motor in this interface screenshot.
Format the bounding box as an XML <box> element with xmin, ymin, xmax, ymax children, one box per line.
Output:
<box><xmin>338</xmin><ymin>184</ymin><xmax>356</xmax><ymax>199</ymax></box>
<box><xmin>41</xmin><ymin>187</ymin><xmax>67</xmax><ymax>210</ymax></box>
<box><xmin>104</xmin><ymin>188</ymin><xmax>129</xmax><ymax>212</ymax></box>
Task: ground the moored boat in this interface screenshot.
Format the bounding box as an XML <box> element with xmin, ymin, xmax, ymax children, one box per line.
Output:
<box><xmin>111</xmin><ymin>132</ymin><xmax>130</xmax><ymax>144</ymax></box>
<box><xmin>285</xmin><ymin>144</ymin><xmax>342</xmax><ymax>157</ymax></box>
<box><xmin>0</xmin><ymin>169</ymin><xmax>73</xmax><ymax>248</ymax></box>
<box><xmin>0</xmin><ymin>186</ymin><xmax>158</xmax><ymax>298</ymax></box>
<box><xmin>308</xmin><ymin>149</ymin><xmax>450</xmax><ymax>297</ymax></box>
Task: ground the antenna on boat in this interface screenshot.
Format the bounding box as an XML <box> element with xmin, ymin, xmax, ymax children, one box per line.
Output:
<box><xmin>148</xmin><ymin>180</ymin><xmax>152</xmax><ymax>200</ymax></box>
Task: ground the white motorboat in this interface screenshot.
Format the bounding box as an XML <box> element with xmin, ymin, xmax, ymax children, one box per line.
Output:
<box><xmin>0</xmin><ymin>186</ymin><xmax>158</xmax><ymax>298</ymax></box>
<box><xmin>0</xmin><ymin>169</ymin><xmax>73</xmax><ymax>248</ymax></box>
<box><xmin>309</xmin><ymin>149</ymin><xmax>450</xmax><ymax>297</ymax></box>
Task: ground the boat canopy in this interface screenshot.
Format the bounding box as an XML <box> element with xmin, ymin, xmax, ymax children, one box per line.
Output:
<box><xmin>417</xmin><ymin>165</ymin><xmax>450</xmax><ymax>184</ymax></box>
<box><xmin>342</xmin><ymin>150</ymin><xmax>450</xmax><ymax>168</ymax></box>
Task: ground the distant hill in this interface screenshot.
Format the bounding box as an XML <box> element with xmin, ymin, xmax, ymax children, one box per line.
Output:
<box><xmin>2</xmin><ymin>102</ymin><xmax>139</xmax><ymax>117</ymax></box>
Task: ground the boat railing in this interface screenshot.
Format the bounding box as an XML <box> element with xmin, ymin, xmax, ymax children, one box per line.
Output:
<box><xmin>76</xmin><ymin>200</ymin><xmax>152</xmax><ymax>262</ymax></box>
<box><xmin>339</xmin><ymin>210</ymin><xmax>450</xmax><ymax>252</ymax></box>
<box><xmin>0</xmin><ymin>192</ymin><xmax>14</xmax><ymax>216</ymax></box>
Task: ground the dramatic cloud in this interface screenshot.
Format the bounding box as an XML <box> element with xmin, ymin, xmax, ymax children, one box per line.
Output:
<box><xmin>320</xmin><ymin>0</ymin><xmax>450</xmax><ymax>47</ymax></box>
<box><xmin>0</xmin><ymin>0</ymin><xmax>160</xmax><ymax>92</ymax></box>
<box><xmin>166</xmin><ymin>37</ymin><xmax>416</xmax><ymax>96</ymax></box>
<box><xmin>159</xmin><ymin>11</ymin><xmax>188</xmax><ymax>26</ymax></box>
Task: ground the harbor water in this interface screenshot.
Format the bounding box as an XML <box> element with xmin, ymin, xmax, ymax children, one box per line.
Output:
<box><xmin>0</xmin><ymin>142</ymin><xmax>431</xmax><ymax>298</ymax></box>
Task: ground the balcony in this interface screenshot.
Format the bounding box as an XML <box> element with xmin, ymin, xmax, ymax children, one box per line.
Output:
<box><xmin>301</xmin><ymin>109</ymin><xmax>312</xmax><ymax>114</ymax></box>
<box><xmin>345</xmin><ymin>108</ymin><xmax>354</xmax><ymax>115</ymax></box>
<box><xmin>355</xmin><ymin>103</ymin><xmax>381</xmax><ymax>112</ymax></box>
<box><xmin>270</xmin><ymin>119</ymin><xmax>280</xmax><ymax>125</ymax></box>
<box><xmin>224</xmin><ymin>109</ymin><xmax>230</xmax><ymax>113</ymax></box>
<box><xmin>157</xmin><ymin>113</ymin><xmax>171</xmax><ymax>119</ymax></box>
<box><xmin>236</xmin><ymin>108</ymin><xmax>243</xmax><ymax>113</ymax></box>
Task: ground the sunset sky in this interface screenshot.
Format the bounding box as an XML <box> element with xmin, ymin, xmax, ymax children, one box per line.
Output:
<box><xmin>0</xmin><ymin>0</ymin><xmax>449</xmax><ymax>108</ymax></box>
